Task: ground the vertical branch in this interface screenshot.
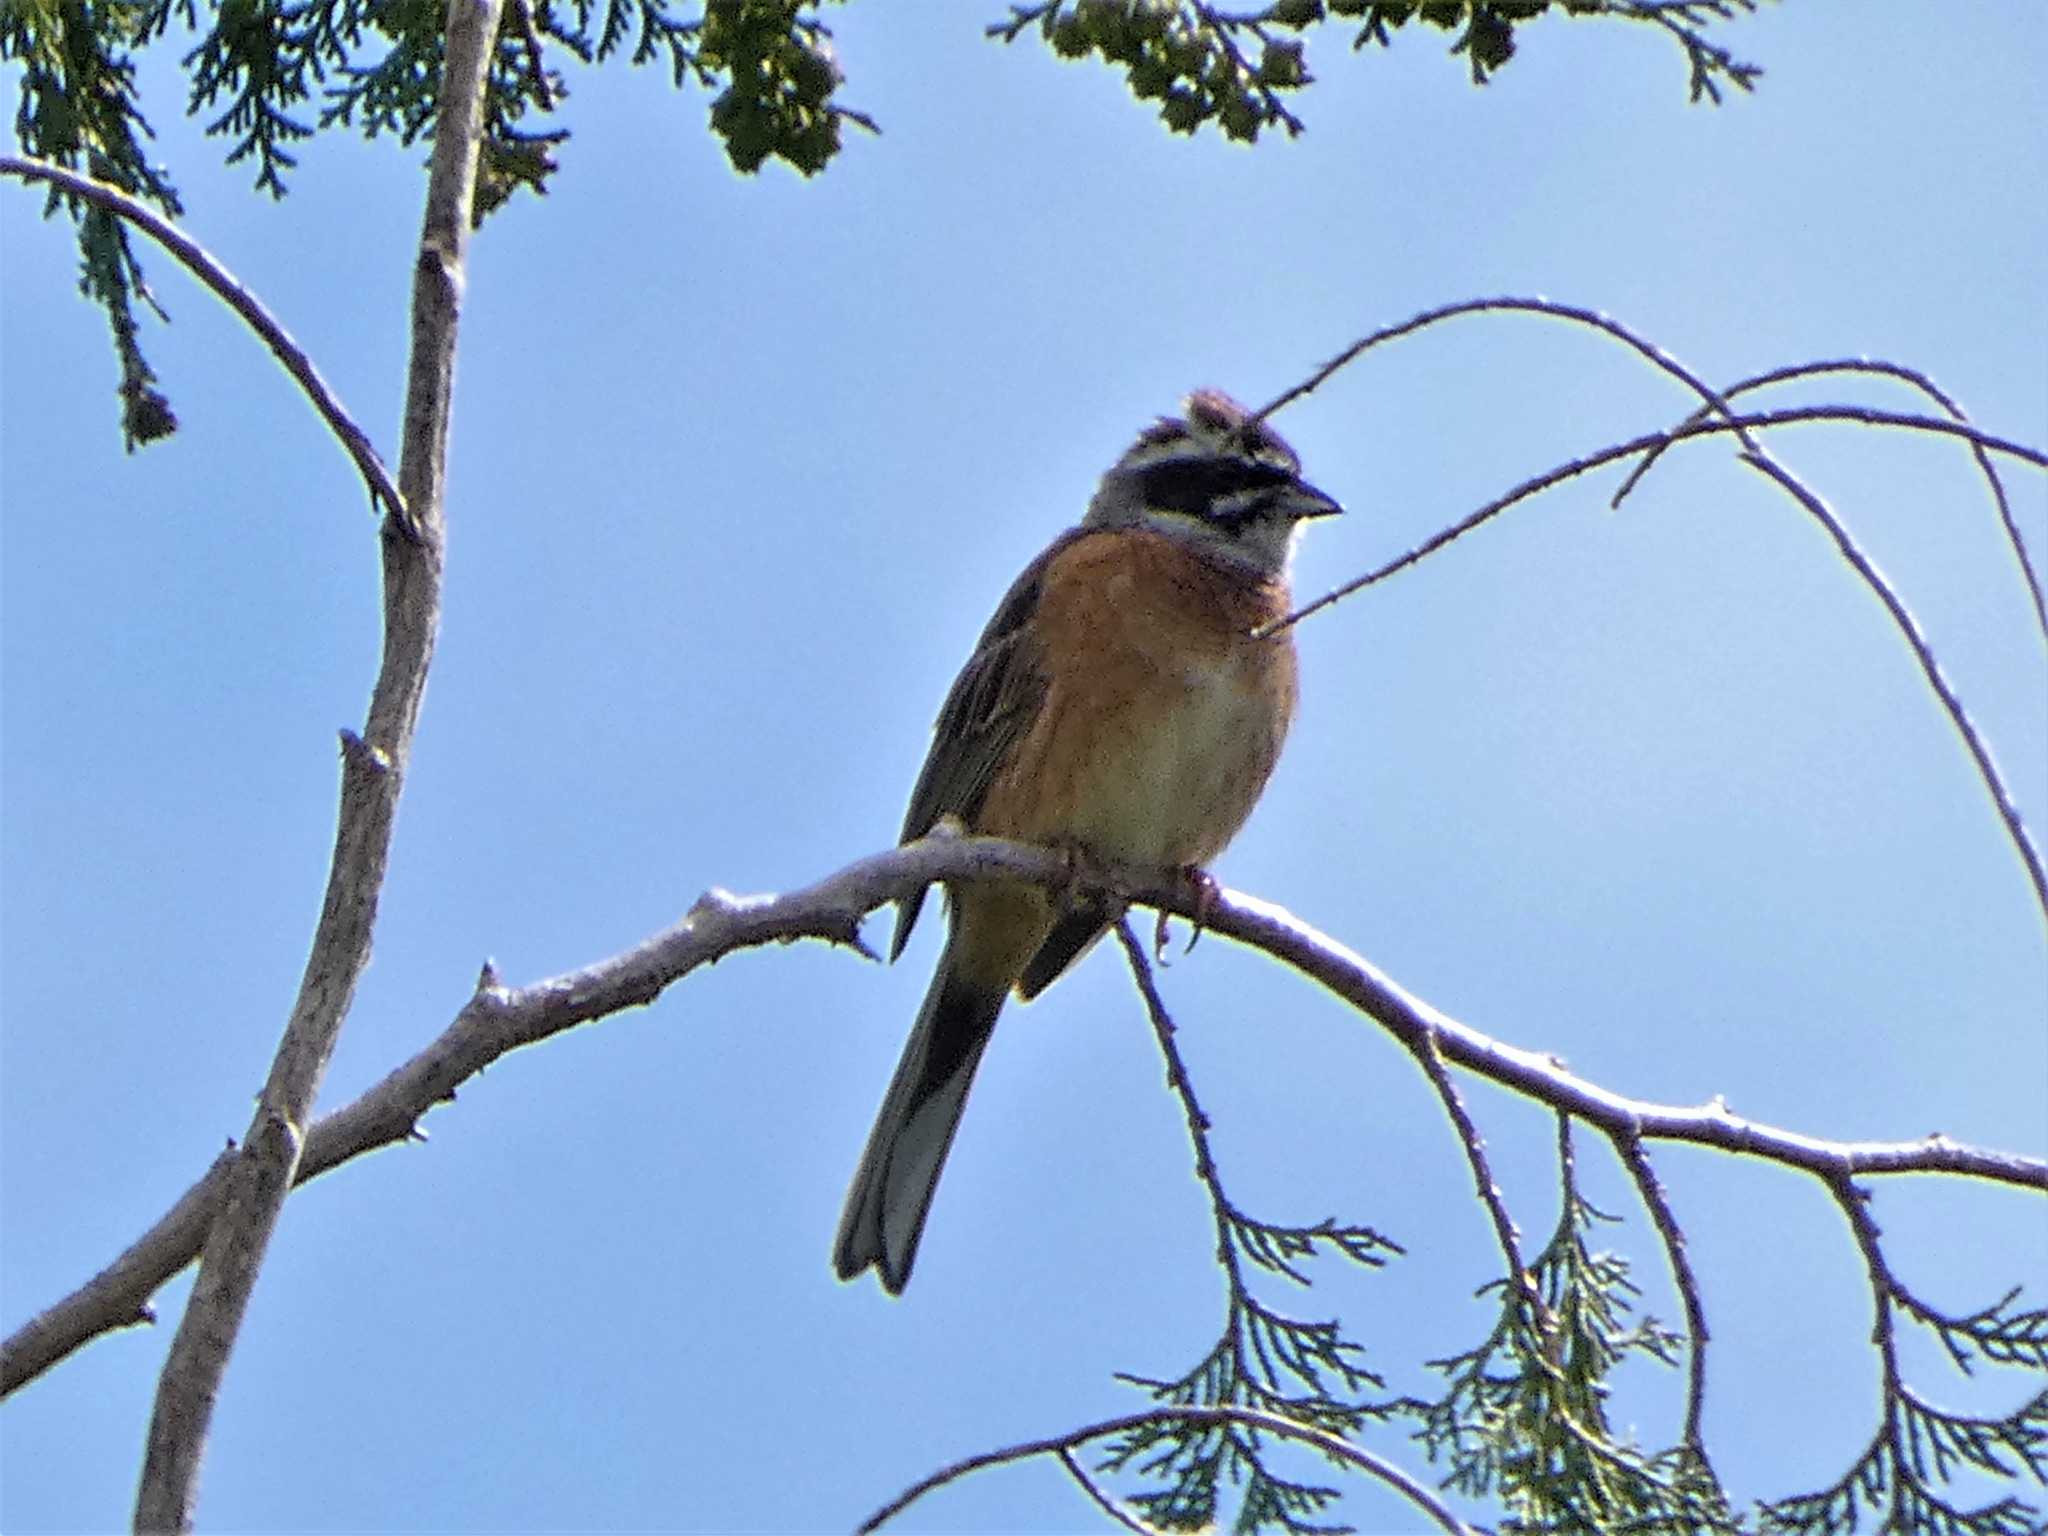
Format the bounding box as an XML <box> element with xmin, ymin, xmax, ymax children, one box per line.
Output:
<box><xmin>129</xmin><ymin>0</ymin><xmax>503</xmax><ymax>1528</ymax></box>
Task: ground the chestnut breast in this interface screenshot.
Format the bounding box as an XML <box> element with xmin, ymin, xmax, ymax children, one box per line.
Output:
<box><xmin>976</xmin><ymin>528</ymin><xmax>1298</xmax><ymax>869</ymax></box>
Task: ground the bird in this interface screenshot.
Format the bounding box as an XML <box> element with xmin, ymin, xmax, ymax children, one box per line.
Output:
<box><xmin>833</xmin><ymin>389</ymin><xmax>1341</xmax><ymax>1294</ymax></box>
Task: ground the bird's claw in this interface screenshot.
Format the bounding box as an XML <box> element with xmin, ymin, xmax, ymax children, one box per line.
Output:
<box><xmin>1153</xmin><ymin>866</ymin><xmax>1220</xmax><ymax>964</ymax></box>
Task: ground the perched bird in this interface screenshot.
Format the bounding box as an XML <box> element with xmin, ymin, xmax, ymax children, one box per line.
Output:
<box><xmin>834</xmin><ymin>389</ymin><xmax>1341</xmax><ymax>1293</ymax></box>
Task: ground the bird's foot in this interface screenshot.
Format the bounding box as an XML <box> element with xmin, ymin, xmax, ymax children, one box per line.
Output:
<box><xmin>1049</xmin><ymin>839</ymin><xmax>1115</xmax><ymax>915</ymax></box>
<box><xmin>1154</xmin><ymin>865</ymin><xmax>1220</xmax><ymax>964</ymax></box>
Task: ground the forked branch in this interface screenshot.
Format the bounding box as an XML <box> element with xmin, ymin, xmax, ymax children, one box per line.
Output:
<box><xmin>1256</xmin><ymin>298</ymin><xmax>2047</xmax><ymax>928</ymax></box>
<box><xmin>128</xmin><ymin>0</ymin><xmax>501</xmax><ymax>1525</ymax></box>
<box><xmin>6</xmin><ymin>834</ymin><xmax>2040</xmax><ymax>1402</ymax></box>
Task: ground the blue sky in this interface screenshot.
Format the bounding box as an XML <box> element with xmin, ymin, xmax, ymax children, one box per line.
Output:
<box><xmin>3</xmin><ymin>2</ymin><xmax>2044</xmax><ymax>1531</ymax></box>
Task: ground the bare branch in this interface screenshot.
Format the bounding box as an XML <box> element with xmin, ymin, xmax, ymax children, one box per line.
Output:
<box><xmin>1255</xmin><ymin>299</ymin><xmax>2048</xmax><ymax>934</ymax></box>
<box><xmin>1737</xmin><ymin>450</ymin><xmax>2048</xmax><ymax>924</ymax></box>
<box><xmin>856</xmin><ymin>1403</ymin><xmax>1478</xmax><ymax>1536</ymax></box>
<box><xmin>1611</xmin><ymin>358</ymin><xmax>2044</xmax><ymax>646</ymax></box>
<box><xmin>1256</xmin><ymin>402</ymin><xmax>2048</xmax><ymax>929</ymax></box>
<box><xmin>7</xmin><ymin>835</ymin><xmax>2040</xmax><ymax>1401</ymax></box>
<box><xmin>1409</xmin><ymin>1024</ymin><xmax>1526</xmax><ymax>1282</ymax></box>
<box><xmin>1055</xmin><ymin>1447</ymin><xmax>1153</xmax><ymax>1535</ymax></box>
<box><xmin>1113</xmin><ymin>921</ymin><xmax>1250</xmax><ymax>1289</ymax></box>
<box><xmin>0</xmin><ymin>153</ymin><xmax>408</xmax><ymax>536</ymax></box>
<box><xmin>129</xmin><ymin>0</ymin><xmax>503</xmax><ymax>1525</ymax></box>
<box><xmin>1264</xmin><ymin>405</ymin><xmax>2043</xmax><ymax>635</ymax></box>
<box><xmin>1</xmin><ymin>835</ymin><xmax>1002</xmax><ymax>1396</ymax></box>
<box><xmin>1254</xmin><ymin>295</ymin><xmax>1752</xmax><ymax>428</ymax></box>
<box><xmin>1205</xmin><ymin>880</ymin><xmax>2045</xmax><ymax>1191</ymax></box>
<box><xmin>1608</xmin><ymin>1130</ymin><xmax>1712</xmax><ymax>1449</ymax></box>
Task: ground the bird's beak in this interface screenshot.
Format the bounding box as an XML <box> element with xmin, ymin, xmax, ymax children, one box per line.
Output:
<box><xmin>1285</xmin><ymin>477</ymin><xmax>1344</xmax><ymax>521</ymax></box>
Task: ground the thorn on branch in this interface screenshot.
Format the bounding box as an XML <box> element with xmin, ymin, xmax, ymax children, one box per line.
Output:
<box><xmin>841</xmin><ymin>921</ymin><xmax>879</xmax><ymax>963</ymax></box>
<box><xmin>338</xmin><ymin>729</ymin><xmax>395</xmax><ymax>776</ymax></box>
<box><xmin>686</xmin><ymin>887</ymin><xmax>744</xmax><ymax>921</ymax></box>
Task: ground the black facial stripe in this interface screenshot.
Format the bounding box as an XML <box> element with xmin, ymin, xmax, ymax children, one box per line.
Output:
<box><xmin>1208</xmin><ymin>488</ymin><xmax>1288</xmax><ymax>528</ymax></box>
<box><xmin>1139</xmin><ymin>456</ymin><xmax>1296</xmax><ymax>521</ymax></box>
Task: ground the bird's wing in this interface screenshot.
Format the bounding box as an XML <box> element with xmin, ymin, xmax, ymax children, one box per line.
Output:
<box><xmin>888</xmin><ymin>531</ymin><xmax>1084</xmax><ymax>961</ymax></box>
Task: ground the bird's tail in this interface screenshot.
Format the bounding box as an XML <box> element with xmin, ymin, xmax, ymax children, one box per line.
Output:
<box><xmin>833</xmin><ymin>941</ymin><xmax>1006</xmax><ymax>1294</ymax></box>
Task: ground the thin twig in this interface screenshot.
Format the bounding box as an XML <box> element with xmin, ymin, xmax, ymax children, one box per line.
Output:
<box><xmin>1824</xmin><ymin>1175</ymin><xmax>1916</xmax><ymax>1487</ymax></box>
<box><xmin>1739</xmin><ymin>449</ymin><xmax>2048</xmax><ymax>922</ymax></box>
<box><xmin>1115</xmin><ymin>920</ymin><xmax>1246</xmax><ymax>1289</ymax></box>
<box><xmin>1256</xmin><ymin>402</ymin><xmax>2048</xmax><ymax>928</ymax></box>
<box><xmin>1254</xmin><ymin>296</ymin><xmax>1756</xmax><ymax>431</ymax></box>
<box><xmin>1619</xmin><ymin>0</ymin><xmax>1761</xmax><ymax>102</ymax></box>
<box><xmin>0</xmin><ymin>153</ymin><xmax>410</xmax><ymax>537</ymax></box>
<box><xmin>129</xmin><ymin>0</ymin><xmax>502</xmax><ymax>1525</ymax></box>
<box><xmin>856</xmin><ymin>1403</ymin><xmax>1476</xmax><ymax>1536</ymax></box>
<box><xmin>1055</xmin><ymin>1448</ymin><xmax>1152</xmax><ymax>1534</ymax></box>
<box><xmin>1255</xmin><ymin>299</ymin><xmax>2046</xmax><ymax>929</ymax></box>
<box><xmin>1830</xmin><ymin>1174</ymin><xmax>1900</xmax><ymax>1377</ymax></box>
<box><xmin>9</xmin><ymin>835</ymin><xmax>2038</xmax><ymax>1400</ymax></box>
<box><xmin>1263</xmin><ymin>405</ymin><xmax>2043</xmax><ymax>636</ymax></box>
<box><xmin>1612</xmin><ymin>357</ymin><xmax>2045</xmax><ymax>644</ymax></box>
<box><xmin>1189</xmin><ymin>1</ymin><xmax>1306</xmax><ymax>135</ymax></box>
<box><xmin>1408</xmin><ymin>1025</ymin><xmax>1526</xmax><ymax>1283</ymax></box>
<box><xmin>1607</xmin><ymin>1128</ymin><xmax>1711</xmax><ymax>1449</ymax></box>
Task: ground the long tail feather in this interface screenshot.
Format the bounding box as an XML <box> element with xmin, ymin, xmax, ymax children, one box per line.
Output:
<box><xmin>833</xmin><ymin>944</ymin><xmax>1006</xmax><ymax>1293</ymax></box>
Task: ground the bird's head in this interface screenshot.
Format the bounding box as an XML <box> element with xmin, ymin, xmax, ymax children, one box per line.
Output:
<box><xmin>1084</xmin><ymin>389</ymin><xmax>1342</xmax><ymax>579</ymax></box>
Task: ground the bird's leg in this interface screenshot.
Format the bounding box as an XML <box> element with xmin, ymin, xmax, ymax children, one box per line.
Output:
<box><xmin>1050</xmin><ymin>838</ymin><xmax>1107</xmax><ymax>916</ymax></box>
<box><xmin>1154</xmin><ymin>865</ymin><xmax>1220</xmax><ymax>963</ymax></box>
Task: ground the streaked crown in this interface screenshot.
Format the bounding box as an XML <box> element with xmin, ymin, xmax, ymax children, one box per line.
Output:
<box><xmin>1084</xmin><ymin>389</ymin><xmax>1341</xmax><ymax>578</ymax></box>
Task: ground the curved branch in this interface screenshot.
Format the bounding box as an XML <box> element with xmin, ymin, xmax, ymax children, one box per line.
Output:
<box><xmin>1255</xmin><ymin>295</ymin><xmax>1757</xmax><ymax>432</ymax></box>
<box><xmin>1611</xmin><ymin>357</ymin><xmax>2045</xmax><ymax>644</ymax></box>
<box><xmin>1607</xmin><ymin>1130</ymin><xmax>1711</xmax><ymax>1450</ymax></box>
<box><xmin>1747</xmin><ymin>375</ymin><xmax>2045</xmax><ymax>634</ymax></box>
<box><xmin>1736</xmin><ymin>449</ymin><xmax>2048</xmax><ymax>923</ymax></box>
<box><xmin>1258</xmin><ymin>402</ymin><xmax>2048</xmax><ymax>928</ymax></box>
<box><xmin>129</xmin><ymin>0</ymin><xmax>501</xmax><ymax>1525</ymax></box>
<box><xmin>1207</xmin><ymin>876</ymin><xmax>2046</xmax><ymax>1191</ymax></box>
<box><xmin>1264</xmin><ymin>406</ymin><xmax>2043</xmax><ymax>638</ymax></box>
<box><xmin>1054</xmin><ymin>1448</ymin><xmax>1153</xmax><ymax>1535</ymax></box>
<box><xmin>6</xmin><ymin>835</ymin><xmax>2040</xmax><ymax>1400</ymax></box>
<box><xmin>855</xmin><ymin>1403</ymin><xmax>1477</xmax><ymax>1536</ymax></box>
<box><xmin>1409</xmin><ymin>1024</ymin><xmax>1526</xmax><ymax>1280</ymax></box>
<box><xmin>1258</xmin><ymin>301</ymin><xmax>2048</xmax><ymax>930</ymax></box>
<box><xmin>0</xmin><ymin>154</ymin><xmax>409</xmax><ymax>535</ymax></box>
